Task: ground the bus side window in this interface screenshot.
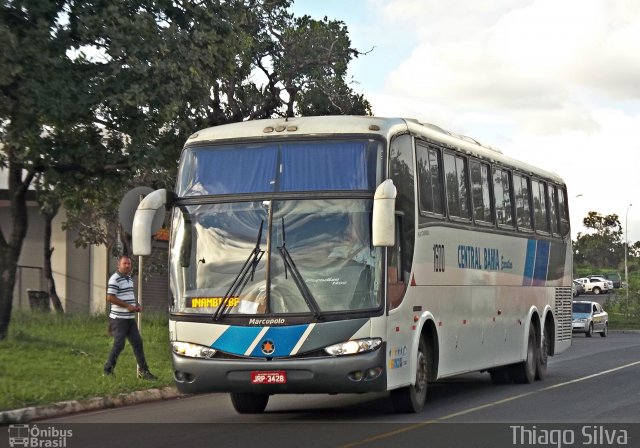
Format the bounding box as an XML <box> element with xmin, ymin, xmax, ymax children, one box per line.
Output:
<box><xmin>493</xmin><ymin>168</ymin><xmax>514</xmax><ymax>228</ymax></box>
<box><xmin>388</xmin><ymin>215</ymin><xmax>405</xmax><ymax>310</ymax></box>
<box><xmin>532</xmin><ymin>179</ymin><xmax>550</xmax><ymax>233</ymax></box>
<box><xmin>416</xmin><ymin>144</ymin><xmax>444</xmax><ymax>215</ymax></box>
<box><xmin>558</xmin><ymin>187</ymin><xmax>570</xmax><ymax>236</ymax></box>
<box><xmin>513</xmin><ymin>173</ymin><xmax>533</xmax><ymax>231</ymax></box>
<box><xmin>550</xmin><ymin>185</ymin><xmax>560</xmax><ymax>235</ymax></box>
<box><xmin>470</xmin><ymin>160</ymin><xmax>494</xmax><ymax>224</ymax></box>
<box><xmin>443</xmin><ymin>152</ymin><xmax>471</xmax><ymax>220</ymax></box>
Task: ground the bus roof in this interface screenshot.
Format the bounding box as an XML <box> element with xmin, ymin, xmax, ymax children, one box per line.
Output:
<box><xmin>186</xmin><ymin>116</ymin><xmax>565</xmax><ymax>185</ymax></box>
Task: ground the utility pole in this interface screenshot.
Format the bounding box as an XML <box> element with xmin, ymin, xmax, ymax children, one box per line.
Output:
<box><xmin>625</xmin><ymin>203</ymin><xmax>632</xmax><ymax>317</ymax></box>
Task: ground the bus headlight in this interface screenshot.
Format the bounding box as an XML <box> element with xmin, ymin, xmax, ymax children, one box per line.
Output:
<box><xmin>324</xmin><ymin>338</ymin><xmax>382</xmax><ymax>356</ymax></box>
<box><xmin>172</xmin><ymin>342</ymin><xmax>217</xmax><ymax>359</ymax></box>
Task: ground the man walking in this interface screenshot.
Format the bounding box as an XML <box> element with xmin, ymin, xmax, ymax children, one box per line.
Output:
<box><xmin>103</xmin><ymin>255</ymin><xmax>157</xmax><ymax>380</ymax></box>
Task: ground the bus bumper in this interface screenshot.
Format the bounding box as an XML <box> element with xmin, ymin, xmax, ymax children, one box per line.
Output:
<box><xmin>172</xmin><ymin>344</ymin><xmax>387</xmax><ymax>394</ymax></box>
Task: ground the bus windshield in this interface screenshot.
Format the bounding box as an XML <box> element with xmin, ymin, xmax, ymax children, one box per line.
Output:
<box><xmin>170</xmin><ymin>199</ymin><xmax>382</xmax><ymax>316</ymax></box>
<box><xmin>177</xmin><ymin>139</ymin><xmax>383</xmax><ymax>196</ymax></box>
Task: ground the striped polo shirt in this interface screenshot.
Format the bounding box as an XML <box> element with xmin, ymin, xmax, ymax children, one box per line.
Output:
<box><xmin>107</xmin><ymin>270</ymin><xmax>136</xmax><ymax>319</ymax></box>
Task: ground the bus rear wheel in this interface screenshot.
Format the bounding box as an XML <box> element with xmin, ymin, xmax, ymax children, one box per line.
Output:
<box><xmin>391</xmin><ymin>335</ymin><xmax>428</xmax><ymax>413</ymax></box>
<box><xmin>509</xmin><ymin>324</ymin><xmax>536</xmax><ymax>384</ymax></box>
<box><xmin>535</xmin><ymin>328</ymin><xmax>549</xmax><ymax>381</ymax></box>
<box><xmin>230</xmin><ymin>392</ymin><xmax>269</xmax><ymax>414</ymax></box>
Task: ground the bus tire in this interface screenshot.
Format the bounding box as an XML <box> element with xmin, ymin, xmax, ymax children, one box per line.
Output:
<box><xmin>230</xmin><ymin>392</ymin><xmax>269</xmax><ymax>414</ymax></box>
<box><xmin>391</xmin><ymin>335</ymin><xmax>428</xmax><ymax>413</ymax></box>
<box><xmin>509</xmin><ymin>324</ymin><xmax>536</xmax><ymax>384</ymax></box>
<box><xmin>535</xmin><ymin>327</ymin><xmax>549</xmax><ymax>381</ymax></box>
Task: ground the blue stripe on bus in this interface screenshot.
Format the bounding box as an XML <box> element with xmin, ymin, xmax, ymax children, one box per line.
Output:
<box><xmin>250</xmin><ymin>325</ymin><xmax>309</xmax><ymax>357</ymax></box>
<box><xmin>533</xmin><ymin>240</ymin><xmax>551</xmax><ymax>286</ymax></box>
<box><xmin>523</xmin><ymin>239</ymin><xmax>536</xmax><ymax>286</ymax></box>
<box><xmin>211</xmin><ymin>326</ymin><xmax>263</xmax><ymax>354</ymax></box>
<box><xmin>211</xmin><ymin>325</ymin><xmax>311</xmax><ymax>357</ymax></box>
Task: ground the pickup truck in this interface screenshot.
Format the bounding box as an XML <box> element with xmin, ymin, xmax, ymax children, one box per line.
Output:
<box><xmin>575</xmin><ymin>277</ymin><xmax>610</xmax><ymax>295</ymax></box>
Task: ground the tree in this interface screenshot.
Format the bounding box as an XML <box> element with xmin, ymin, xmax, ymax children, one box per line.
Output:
<box><xmin>0</xmin><ymin>0</ymin><xmax>371</xmax><ymax>339</ymax></box>
<box><xmin>573</xmin><ymin>211</ymin><xmax>624</xmax><ymax>268</ymax></box>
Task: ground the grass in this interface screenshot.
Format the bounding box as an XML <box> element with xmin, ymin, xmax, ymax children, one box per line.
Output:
<box><xmin>0</xmin><ymin>311</ymin><xmax>174</xmax><ymax>411</ymax></box>
<box><xmin>608</xmin><ymin>313</ymin><xmax>640</xmax><ymax>331</ymax></box>
<box><xmin>603</xmin><ymin>291</ymin><xmax>640</xmax><ymax>331</ymax></box>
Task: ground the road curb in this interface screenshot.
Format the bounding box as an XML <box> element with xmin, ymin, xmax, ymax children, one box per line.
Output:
<box><xmin>0</xmin><ymin>387</ymin><xmax>185</xmax><ymax>425</ymax></box>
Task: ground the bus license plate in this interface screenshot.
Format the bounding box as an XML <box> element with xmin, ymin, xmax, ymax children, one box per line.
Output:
<box><xmin>251</xmin><ymin>371</ymin><xmax>287</xmax><ymax>384</ymax></box>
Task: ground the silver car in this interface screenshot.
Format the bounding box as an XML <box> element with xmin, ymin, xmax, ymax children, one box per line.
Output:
<box><xmin>572</xmin><ymin>301</ymin><xmax>608</xmax><ymax>337</ymax></box>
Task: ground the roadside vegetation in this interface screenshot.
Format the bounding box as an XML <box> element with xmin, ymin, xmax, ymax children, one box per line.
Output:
<box><xmin>573</xmin><ymin>210</ymin><xmax>640</xmax><ymax>328</ymax></box>
<box><xmin>0</xmin><ymin>311</ymin><xmax>173</xmax><ymax>411</ymax></box>
<box><xmin>603</xmin><ymin>289</ymin><xmax>640</xmax><ymax>330</ymax></box>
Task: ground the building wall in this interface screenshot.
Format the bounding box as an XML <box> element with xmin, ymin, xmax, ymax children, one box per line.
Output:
<box><xmin>90</xmin><ymin>246</ymin><xmax>109</xmax><ymax>315</ymax></box>
<box><xmin>1</xmin><ymin>203</ymin><xmax>46</xmax><ymax>310</ymax></box>
<box><xmin>2</xmin><ymin>199</ymin><xmax>161</xmax><ymax>316</ymax></box>
<box><xmin>52</xmin><ymin>209</ymin><xmax>109</xmax><ymax>315</ymax></box>
<box><xmin>61</xmin><ymin>225</ymin><xmax>91</xmax><ymax>314</ymax></box>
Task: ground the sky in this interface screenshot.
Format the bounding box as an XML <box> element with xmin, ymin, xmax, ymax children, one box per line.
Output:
<box><xmin>291</xmin><ymin>0</ymin><xmax>640</xmax><ymax>243</ymax></box>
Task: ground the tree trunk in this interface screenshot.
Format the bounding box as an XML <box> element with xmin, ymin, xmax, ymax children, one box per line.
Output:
<box><xmin>0</xmin><ymin>156</ymin><xmax>34</xmax><ymax>340</ymax></box>
<box><xmin>43</xmin><ymin>205</ymin><xmax>64</xmax><ymax>313</ymax></box>
<box><xmin>0</xmin><ymin>251</ymin><xmax>19</xmax><ymax>340</ymax></box>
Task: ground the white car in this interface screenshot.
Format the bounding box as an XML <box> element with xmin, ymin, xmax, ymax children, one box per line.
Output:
<box><xmin>588</xmin><ymin>276</ymin><xmax>614</xmax><ymax>291</ymax></box>
<box><xmin>574</xmin><ymin>277</ymin><xmax>610</xmax><ymax>295</ymax></box>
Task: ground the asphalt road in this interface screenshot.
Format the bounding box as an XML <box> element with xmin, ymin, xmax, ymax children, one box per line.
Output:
<box><xmin>34</xmin><ymin>333</ymin><xmax>640</xmax><ymax>448</ymax></box>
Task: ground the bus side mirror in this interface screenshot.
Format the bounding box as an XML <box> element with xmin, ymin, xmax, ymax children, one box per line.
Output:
<box><xmin>372</xmin><ymin>179</ymin><xmax>397</xmax><ymax>247</ymax></box>
<box><xmin>132</xmin><ymin>189</ymin><xmax>167</xmax><ymax>256</ymax></box>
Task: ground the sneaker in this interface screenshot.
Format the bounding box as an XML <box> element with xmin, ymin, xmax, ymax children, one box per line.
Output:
<box><xmin>103</xmin><ymin>369</ymin><xmax>114</xmax><ymax>377</ymax></box>
<box><xmin>137</xmin><ymin>369</ymin><xmax>158</xmax><ymax>380</ymax></box>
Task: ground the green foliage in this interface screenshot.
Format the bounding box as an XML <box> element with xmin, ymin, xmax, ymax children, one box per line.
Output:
<box><xmin>573</xmin><ymin>211</ymin><xmax>627</xmax><ymax>269</ymax></box>
<box><xmin>0</xmin><ymin>0</ymin><xmax>372</xmax><ymax>338</ymax></box>
<box><xmin>0</xmin><ymin>311</ymin><xmax>172</xmax><ymax>411</ymax></box>
<box><xmin>603</xmin><ymin>286</ymin><xmax>640</xmax><ymax>329</ymax></box>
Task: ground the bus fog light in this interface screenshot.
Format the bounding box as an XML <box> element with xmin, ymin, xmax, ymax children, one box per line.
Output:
<box><xmin>174</xmin><ymin>370</ymin><xmax>194</xmax><ymax>382</ymax></box>
<box><xmin>364</xmin><ymin>367</ymin><xmax>382</xmax><ymax>381</ymax></box>
<box><xmin>324</xmin><ymin>338</ymin><xmax>382</xmax><ymax>356</ymax></box>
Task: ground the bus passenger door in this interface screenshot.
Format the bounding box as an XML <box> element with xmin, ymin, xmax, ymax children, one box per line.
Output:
<box><xmin>388</xmin><ymin>215</ymin><xmax>406</xmax><ymax>310</ymax></box>
<box><xmin>386</xmin><ymin>215</ymin><xmax>413</xmax><ymax>388</ymax></box>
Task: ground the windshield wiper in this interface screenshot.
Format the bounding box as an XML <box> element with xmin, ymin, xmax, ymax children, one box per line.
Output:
<box><xmin>213</xmin><ymin>220</ymin><xmax>265</xmax><ymax>320</ymax></box>
<box><xmin>278</xmin><ymin>218</ymin><xmax>323</xmax><ymax>319</ymax></box>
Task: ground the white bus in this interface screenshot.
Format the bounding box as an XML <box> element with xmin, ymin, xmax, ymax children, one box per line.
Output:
<box><xmin>133</xmin><ymin>116</ymin><xmax>572</xmax><ymax>413</ymax></box>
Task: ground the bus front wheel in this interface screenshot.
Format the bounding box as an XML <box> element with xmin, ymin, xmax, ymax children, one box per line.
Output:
<box><xmin>391</xmin><ymin>335</ymin><xmax>428</xmax><ymax>413</ymax></box>
<box><xmin>230</xmin><ymin>392</ymin><xmax>269</xmax><ymax>414</ymax></box>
